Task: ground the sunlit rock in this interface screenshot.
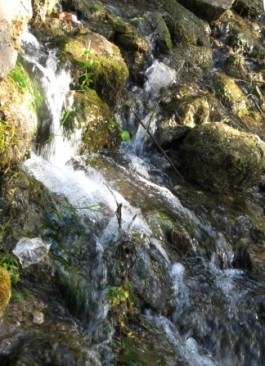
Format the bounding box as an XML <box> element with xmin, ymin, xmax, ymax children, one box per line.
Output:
<box><xmin>31</xmin><ymin>0</ymin><xmax>58</xmax><ymax>23</ymax></box>
<box><xmin>62</xmin><ymin>89</ymin><xmax>121</xmax><ymax>153</ymax></box>
<box><xmin>212</xmin><ymin>71</ymin><xmax>249</xmax><ymax>118</ymax></box>
<box><xmin>179</xmin><ymin>122</ymin><xmax>265</xmax><ymax>192</ymax></box>
<box><xmin>0</xmin><ymin>0</ymin><xmax>32</xmax><ymax>78</ymax></box>
<box><xmin>154</xmin><ymin>91</ymin><xmax>210</xmax><ymax>145</ymax></box>
<box><xmin>64</xmin><ymin>29</ymin><xmax>129</xmax><ymax>107</ymax></box>
<box><xmin>0</xmin><ymin>63</ymin><xmax>38</xmax><ymax>171</ymax></box>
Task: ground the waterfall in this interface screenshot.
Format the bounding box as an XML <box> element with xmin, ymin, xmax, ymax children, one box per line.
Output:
<box><xmin>21</xmin><ymin>29</ymin><xmax>80</xmax><ymax>167</ymax></box>
<box><xmin>19</xmin><ymin>28</ymin><xmax>265</xmax><ymax>366</ymax></box>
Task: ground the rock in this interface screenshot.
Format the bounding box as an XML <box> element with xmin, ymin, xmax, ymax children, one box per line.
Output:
<box><xmin>13</xmin><ymin>237</ymin><xmax>50</xmax><ymax>268</ymax></box>
<box><xmin>154</xmin><ymin>91</ymin><xmax>210</xmax><ymax>145</ymax></box>
<box><xmin>0</xmin><ymin>267</ymin><xmax>11</xmax><ymax>316</ymax></box>
<box><xmin>62</xmin><ymin>89</ymin><xmax>121</xmax><ymax>153</ymax></box>
<box><xmin>233</xmin><ymin>0</ymin><xmax>263</xmax><ymax>17</ymax></box>
<box><xmin>32</xmin><ymin>310</ymin><xmax>44</xmax><ymax>325</ymax></box>
<box><xmin>212</xmin><ymin>71</ymin><xmax>249</xmax><ymax>117</ymax></box>
<box><xmin>0</xmin><ymin>0</ymin><xmax>32</xmax><ymax>78</ymax></box>
<box><xmin>64</xmin><ymin>29</ymin><xmax>129</xmax><ymax>107</ymax></box>
<box><xmin>145</xmin><ymin>11</ymin><xmax>172</xmax><ymax>53</ymax></box>
<box><xmin>144</xmin><ymin>60</ymin><xmax>176</xmax><ymax>95</ymax></box>
<box><xmin>226</xmin><ymin>17</ymin><xmax>265</xmax><ymax>59</ymax></box>
<box><xmin>31</xmin><ymin>0</ymin><xmax>58</xmax><ymax>23</ymax></box>
<box><xmin>0</xmin><ymin>63</ymin><xmax>38</xmax><ymax>171</ymax></box>
<box><xmin>160</xmin><ymin>1</ymin><xmax>211</xmax><ymax>47</ymax></box>
<box><xmin>177</xmin><ymin>0</ymin><xmax>235</xmax><ymax>21</ymax></box>
<box><xmin>179</xmin><ymin>122</ymin><xmax>265</xmax><ymax>192</ymax></box>
<box><xmin>111</xmin><ymin>17</ymin><xmax>150</xmax><ymax>53</ymax></box>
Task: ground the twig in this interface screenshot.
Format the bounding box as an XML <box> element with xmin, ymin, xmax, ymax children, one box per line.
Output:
<box><xmin>104</xmin><ymin>183</ymin><xmax>123</xmax><ymax>230</ymax></box>
<box><xmin>133</xmin><ymin>112</ymin><xmax>184</xmax><ymax>182</ymax></box>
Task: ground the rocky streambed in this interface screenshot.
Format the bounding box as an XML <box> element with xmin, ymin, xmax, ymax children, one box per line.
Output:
<box><xmin>0</xmin><ymin>0</ymin><xmax>265</xmax><ymax>365</ymax></box>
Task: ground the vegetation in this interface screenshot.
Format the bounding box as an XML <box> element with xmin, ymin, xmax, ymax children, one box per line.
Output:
<box><xmin>0</xmin><ymin>266</ymin><xmax>11</xmax><ymax>316</ymax></box>
<box><xmin>0</xmin><ymin>250</ymin><xmax>20</xmax><ymax>284</ymax></box>
<box><xmin>109</xmin><ymin>280</ymin><xmax>138</xmax><ymax>328</ymax></box>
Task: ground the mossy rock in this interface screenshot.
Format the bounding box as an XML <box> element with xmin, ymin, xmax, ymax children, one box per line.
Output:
<box><xmin>155</xmin><ymin>0</ymin><xmax>210</xmax><ymax>47</ymax></box>
<box><xmin>62</xmin><ymin>89</ymin><xmax>121</xmax><ymax>153</ymax></box>
<box><xmin>0</xmin><ymin>62</ymin><xmax>38</xmax><ymax>171</ymax></box>
<box><xmin>179</xmin><ymin>122</ymin><xmax>265</xmax><ymax>192</ymax></box>
<box><xmin>155</xmin><ymin>92</ymin><xmax>210</xmax><ymax>145</ymax></box>
<box><xmin>226</xmin><ymin>16</ymin><xmax>265</xmax><ymax>59</ymax></box>
<box><xmin>176</xmin><ymin>95</ymin><xmax>210</xmax><ymax>127</ymax></box>
<box><xmin>64</xmin><ymin>30</ymin><xmax>129</xmax><ymax>107</ymax></box>
<box><xmin>212</xmin><ymin>71</ymin><xmax>250</xmax><ymax>117</ymax></box>
<box><xmin>177</xmin><ymin>0</ymin><xmax>235</xmax><ymax>21</ymax></box>
<box><xmin>111</xmin><ymin>16</ymin><xmax>150</xmax><ymax>53</ymax></box>
<box><xmin>0</xmin><ymin>266</ymin><xmax>11</xmax><ymax>316</ymax></box>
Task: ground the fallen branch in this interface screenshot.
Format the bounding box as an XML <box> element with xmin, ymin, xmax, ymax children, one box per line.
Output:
<box><xmin>133</xmin><ymin>112</ymin><xmax>184</xmax><ymax>182</ymax></box>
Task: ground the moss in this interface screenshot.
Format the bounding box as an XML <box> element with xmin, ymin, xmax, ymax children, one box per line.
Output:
<box><xmin>155</xmin><ymin>211</ymin><xmax>175</xmax><ymax>233</ymax></box>
<box><xmin>118</xmin><ymin>338</ymin><xmax>147</xmax><ymax>366</ymax></box>
<box><xmin>0</xmin><ymin>266</ymin><xmax>11</xmax><ymax>316</ymax></box>
<box><xmin>64</xmin><ymin>32</ymin><xmax>129</xmax><ymax>107</ymax></box>
<box><xmin>0</xmin><ymin>62</ymin><xmax>38</xmax><ymax>171</ymax></box>
<box><xmin>62</xmin><ymin>89</ymin><xmax>121</xmax><ymax>153</ymax></box>
<box><xmin>179</xmin><ymin>122</ymin><xmax>265</xmax><ymax>192</ymax></box>
<box><xmin>212</xmin><ymin>72</ymin><xmax>250</xmax><ymax>117</ymax></box>
<box><xmin>153</xmin><ymin>0</ymin><xmax>210</xmax><ymax>47</ymax></box>
<box><xmin>91</xmin><ymin>54</ymin><xmax>129</xmax><ymax>107</ymax></box>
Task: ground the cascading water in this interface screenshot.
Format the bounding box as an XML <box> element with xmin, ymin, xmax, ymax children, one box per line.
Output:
<box><xmin>19</xmin><ymin>27</ymin><xmax>265</xmax><ymax>366</ymax></box>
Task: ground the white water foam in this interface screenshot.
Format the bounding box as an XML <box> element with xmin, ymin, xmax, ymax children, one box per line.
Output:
<box><xmin>22</xmin><ymin>29</ymin><xmax>81</xmax><ymax>167</ymax></box>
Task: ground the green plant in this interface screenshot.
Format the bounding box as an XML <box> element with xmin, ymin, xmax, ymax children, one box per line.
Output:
<box><xmin>0</xmin><ymin>250</ymin><xmax>20</xmax><ymax>284</ymax></box>
<box><xmin>120</xmin><ymin>130</ymin><xmax>131</xmax><ymax>142</ymax></box>
<box><xmin>60</xmin><ymin>107</ymin><xmax>74</xmax><ymax>130</ymax></box>
<box><xmin>78</xmin><ymin>47</ymin><xmax>94</xmax><ymax>91</ymax></box>
<box><xmin>8</xmin><ymin>62</ymin><xmax>32</xmax><ymax>91</ymax></box>
<box><xmin>108</xmin><ymin>280</ymin><xmax>139</xmax><ymax>327</ymax></box>
<box><xmin>109</xmin><ymin>284</ymin><xmax>130</xmax><ymax>307</ymax></box>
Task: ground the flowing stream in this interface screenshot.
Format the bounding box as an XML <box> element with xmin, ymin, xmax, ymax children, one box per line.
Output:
<box><xmin>20</xmin><ymin>29</ymin><xmax>265</xmax><ymax>366</ymax></box>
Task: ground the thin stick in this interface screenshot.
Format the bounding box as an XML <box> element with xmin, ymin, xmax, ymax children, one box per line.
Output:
<box><xmin>133</xmin><ymin>112</ymin><xmax>184</xmax><ymax>182</ymax></box>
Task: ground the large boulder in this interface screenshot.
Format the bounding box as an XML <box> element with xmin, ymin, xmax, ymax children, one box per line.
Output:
<box><xmin>64</xmin><ymin>30</ymin><xmax>129</xmax><ymax>107</ymax></box>
<box><xmin>177</xmin><ymin>0</ymin><xmax>235</xmax><ymax>21</ymax></box>
<box><xmin>0</xmin><ymin>0</ymin><xmax>32</xmax><ymax>78</ymax></box>
<box><xmin>179</xmin><ymin>122</ymin><xmax>265</xmax><ymax>192</ymax></box>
